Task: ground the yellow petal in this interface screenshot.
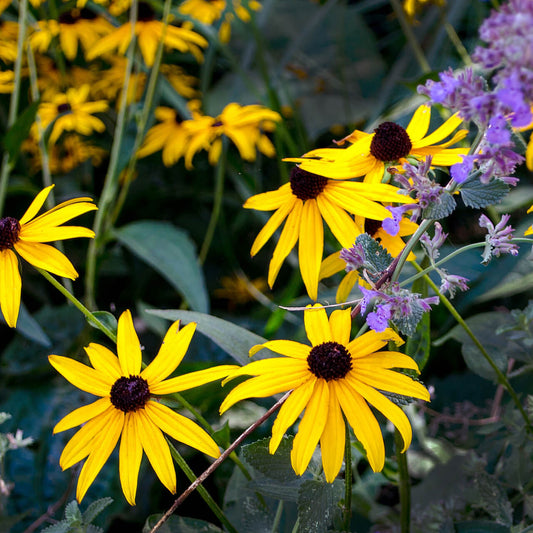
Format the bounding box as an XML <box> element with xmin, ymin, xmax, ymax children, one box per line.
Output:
<box><xmin>334</xmin><ymin>380</ymin><xmax>384</xmax><ymax>472</ymax></box>
<box><xmin>319</xmin><ymin>251</ymin><xmax>344</xmax><ymax>280</ymax></box>
<box><xmin>320</xmin><ymin>386</ymin><xmax>345</xmax><ymax>482</ymax></box>
<box><xmin>21</xmin><ymin>201</ymin><xmax>97</xmax><ymax>233</ymax></box>
<box><xmin>18</xmin><ymin>185</ymin><xmax>54</xmax><ymax>225</ymax></box>
<box><xmin>136</xmin><ymin>408</ymin><xmax>177</xmax><ymax>494</ymax></box>
<box><xmin>84</xmin><ymin>343</ymin><xmax>122</xmax><ymax>379</ymax></box>
<box><xmin>145</xmin><ymin>401</ymin><xmax>220</xmax><ymax>458</ymax></box>
<box><xmin>14</xmin><ymin>241</ymin><xmax>78</xmax><ymax>279</ymax></box>
<box><xmin>413</xmin><ymin>112</ymin><xmax>464</xmax><ymax>148</ymax></box>
<box><xmin>291</xmin><ymin>379</ymin><xmax>329</xmax><ymax>476</ymax></box>
<box><xmin>270</xmin><ymin>378</ymin><xmax>316</xmax><ymax>454</ymax></box>
<box><xmin>329</xmin><ymin>307</ymin><xmax>352</xmax><ymax>346</ymax></box>
<box><xmin>117</xmin><ymin>310</ymin><xmax>142</xmax><ymax>376</ymax></box>
<box><xmin>356</xmin><ymin>351</ymin><xmax>420</xmax><ymax>372</ymax></box>
<box><xmin>355</xmin><ymin>367</ymin><xmax>430</xmax><ymax>401</ymax></box>
<box><xmin>316</xmin><ymin>192</ymin><xmax>360</xmax><ymax>248</ymax></box>
<box><xmin>405</xmin><ymin>105</ymin><xmax>431</xmax><ymax>143</ymax></box>
<box><xmin>149</xmin><ymin>364</ymin><xmax>239</xmax><ymax>395</ymax></box>
<box><xmin>251</xmin><ymin>339</ymin><xmax>311</xmax><ymax>360</ymax></box>
<box><xmin>304</xmin><ymin>304</ymin><xmax>331</xmax><ymax>346</ymax></box>
<box><xmin>336</xmin><ymin>270</ymin><xmax>359</xmax><ymax>303</ymax></box>
<box><xmin>20</xmin><ymin>226</ymin><xmax>95</xmax><ymax>242</ymax></box>
<box><xmin>0</xmin><ymin>249</ymin><xmax>21</xmax><ymax>328</ymax></box>
<box><xmin>54</xmin><ymin>397</ymin><xmax>111</xmax><ymax>433</ymax></box>
<box><xmin>119</xmin><ymin>412</ymin><xmax>143</xmax><ymax>506</ymax></box>
<box><xmin>298</xmin><ymin>200</ymin><xmax>323</xmax><ymax>300</ymax></box>
<box><xmin>76</xmin><ymin>408</ymin><xmax>124</xmax><ymax>502</ymax></box>
<box><xmin>141</xmin><ymin>321</ymin><xmax>196</xmax><ymax>386</ymax></box>
<box><xmin>347</xmin><ymin>329</ymin><xmax>403</xmax><ymax>358</ymax></box>
<box><xmin>244</xmin><ymin>183</ymin><xmax>293</xmax><ymax>211</ymax></box>
<box><xmin>322</xmin><ymin>186</ymin><xmax>391</xmax><ymax>220</ymax></box>
<box><xmin>49</xmin><ymin>355</ymin><xmax>113</xmax><ymax>396</ymax></box>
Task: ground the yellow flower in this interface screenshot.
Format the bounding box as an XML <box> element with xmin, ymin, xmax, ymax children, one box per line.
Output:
<box><xmin>245</xmin><ymin>166</ymin><xmax>412</xmax><ymax>300</ymax></box>
<box><xmin>86</xmin><ymin>2</ymin><xmax>208</xmax><ymax>67</ymax></box>
<box><xmin>403</xmin><ymin>0</ymin><xmax>445</xmax><ymax>20</ymax></box>
<box><xmin>525</xmin><ymin>205</ymin><xmax>533</xmax><ymax>236</ymax></box>
<box><xmin>220</xmin><ymin>304</ymin><xmax>429</xmax><ymax>480</ymax></box>
<box><xmin>0</xmin><ymin>70</ymin><xmax>14</xmax><ymax>93</ymax></box>
<box><xmin>178</xmin><ymin>0</ymin><xmax>226</xmax><ymax>25</ymax></box>
<box><xmin>320</xmin><ymin>215</ymin><xmax>418</xmax><ymax>303</ymax></box>
<box><xmin>49</xmin><ymin>310</ymin><xmax>239</xmax><ymax>505</ymax></box>
<box><xmin>0</xmin><ymin>185</ymin><xmax>96</xmax><ymax>328</ymax></box>
<box><xmin>287</xmin><ymin>105</ymin><xmax>468</xmax><ymax>183</ymax></box>
<box><xmin>36</xmin><ymin>85</ymin><xmax>109</xmax><ymax>145</ymax></box>
<box><xmin>182</xmin><ymin>102</ymin><xmax>281</xmax><ymax>168</ymax></box>
<box><xmin>137</xmin><ymin>107</ymin><xmax>188</xmax><ymax>166</ymax></box>
<box><xmin>213</xmin><ymin>272</ymin><xmax>268</xmax><ymax>308</ymax></box>
<box><xmin>0</xmin><ymin>21</ymin><xmax>19</xmax><ymax>63</ymax></box>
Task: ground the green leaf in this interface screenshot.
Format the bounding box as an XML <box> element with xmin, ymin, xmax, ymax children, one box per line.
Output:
<box><xmin>142</xmin><ymin>515</ymin><xmax>223</xmax><ymax>533</ymax></box>
<box><xmin>64</xmin><ymin>500</ymin><xmax>82</xmax><ymax>523</ymax></box>
<box><xmin>2</xmin><ymin>101</ymin><xmax>39</xmax><ymax>164</ymax></box>
<box><xmin>147</xmin><ymin>309</ymin><xmax>274</xmax><ymax>364</ymax></box>
<box><xmin>392</xmin><ymin>298</ymin><xmax>425</xmax><ymax>336</ymax></box>
<box><xmin>0</xmin><ymin>302</ymin><xmax>51</xmax><ymax>346</ymax></box>
<box><xmin>459</xmin><ymin>176</ymin><xmax>509</xmax><ymax>209</ymax></box>
<box><xmin>87</xmin><ymin>311</ymin><xmax>117</xmax><ymax>337</ymax></box>
<box><xmin>356</xmin><ymin>233</ymin><xmax>393</xmax><ymax>274</ymax></box>
<box><xmin>82</xmin><ymin>497</ymin><xmax>114</xmax><ymax>525</ymax></box>
<box><xmin>422</xmin><ymin>190</ymin><xmax>456</xmax><ymax>219</ymax></box>
<box><xmin>297</xmin><ymin>479</ymin><xmax>344</xmax><ymax>533</ymax></box>
<box><xmin>454</xmin><ymin>521</ymin><xmax>510</xmax><ymax>533</ymax></box>
<box><xmin>115</xmin><ymin>220</ymin><xmax>208</xmax><ymax>313</ymax></box>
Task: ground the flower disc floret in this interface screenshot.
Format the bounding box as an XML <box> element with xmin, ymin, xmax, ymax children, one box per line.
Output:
<box><xmin>0</xmin><ymin>217</ymin><xmax>21</xmax><ymax>250</ymax></box>
<box><xmin>138</xmin><ymin>1</ymin><xmax>155</xmax><ymax>20</ymax></box>
<box><xmin>307</xmin><ymin>341</ymin><xmax>352</xmax><ymax>381</ymax></box>
<box><xmin>370</xmin><ymin>122</ymin><xmax>413</xmax><ymax>162</ymax></box>
<box><xmin>289</xmin><ymin>166</ymin><xmax>328</xmax><ymax>201</ymax></box>
<box><xmin>110</xmin><ymin>376</ymin><xmax>150</xmax><ymax>412</ymax></box>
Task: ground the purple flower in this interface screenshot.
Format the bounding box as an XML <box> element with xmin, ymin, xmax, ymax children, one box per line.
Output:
<box><xmin>340</xmin><ymin>242</ymin><xmax>366</xmax><ymax>272</ymax></box>
<box><xmin>479</xmin><ymin>213</ymin><xmax>519</xmax><ymax>263</ymax></box>
<box><xmin>382</xmin><ymin>204</ymin><xmax>414</xmax><ymax>237</ymax></box>
<box><xmin>420</xmin><ymin>222</ymin><xmax>448</xmax><ymax>261</ymax></box>
<box><xmin>450</xmin><ymin>155</ymin><xmax>475</xmax><ymax>184</ymax></box>
<box><xmin>440</xmin><ymin>274</ymin><xmax>469</xmax><ymax>298</ymax></box>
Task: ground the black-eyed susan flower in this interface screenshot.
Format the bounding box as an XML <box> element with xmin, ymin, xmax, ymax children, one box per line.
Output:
<box><xmin>181</xmin><ymin>102</ymin><xmax>281</xmax><ymax>168</ymax></box>
<box><xmin>178</xmin><ymin>0</ymin><xmax>226</xmax><ymax>25</ymax></box>
<box><xmin>245</xmin><ymin>166</ymin><xmax>412</xmax><ymax>300</ymax></box>
<box><xmin>0</xmin><ymin>185</ymin><xmax>96</xmax><ymax>328</ymax></box>
<box><xmin>320</xmin><ymin>214</ymin><xmax>418</xmax><ymax>303</ymax></box>
<box><xmin>287</xmin><ymin>105</ymin><xmax>468</xmax><ymax>183</ymax></box>
<box><xmin>86</xmin><ymin>2</ymin><xmax>208</xmax><ymax>67</ymax></box>
<box><xmin>36</xmin><ymin>84</ymin><xmax>109</xmax><ymax>145</ymax></box>
<box><xmin>49</xmin><ymin>310</ymin><xmax>238</xmax><ymax>505</ymax></box>
<box><xmin>220</xmin><ymin>304</ymin><xmax>429</xmax><ymax>480</ymax></box>
<box><xmin>0</xmin><ymin>70</ymin><xmax>14</xmax><ymax>93</ymax></box>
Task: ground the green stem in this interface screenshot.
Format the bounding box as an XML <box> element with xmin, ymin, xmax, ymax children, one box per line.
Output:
<box><xmin>415</xmin><ymin>263</ymin><xmax>533</xmax><ymax>431</ymax></box>
<box><xmin>271</xmin><ymin>501</ymin><xmax>284</xmax><ymax>533</ymax></box>
<box><xmin>342</xmin><ymin>422</ymin><xmax>352</xmax><ymax>531</ymax></box>
<box><xmin>37</xmin><ymin>268</ymin><xmax>117</xmax><ymax>343</ymax></box>
<box><xmin>198</xmin><ymin>139</ymin><xmax>227</xmax><ymax>264</ymax></box>
<box><xmin>85</xmin><ymin>0</ymin><xmax>138</xmax><ymax>309</ymax></box>
<box><xmin>394</xmin><ymin>429</ymin><xmax>410</xmax><ymax>533</ymax></box>
<box><xmin>389</xmin><ymin>0</ymin><xmax>431</xmax><ymax>74</ymax></box>
<box><xmin>0</xmin><ymin>0</ymin><xmax>28</xmax><ymax>216</ymax></box>
<box><xmin>167</xmin><ymin>441</ymin><xmax>238</xmax><ymax>533</ymax></box>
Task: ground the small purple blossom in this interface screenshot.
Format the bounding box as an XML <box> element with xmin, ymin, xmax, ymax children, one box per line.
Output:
<box><xmin>440</xmin><ymin>274</ymin><xmax>469</xmax><ymax>298</ymax></box>
<box><xmin>340</xmin><ymin>242</ymin><xmax>365</xmax><ymax>272</ymax></box>
<box><xmin>382</xmin><ymin>204</ymin><xmax>414</xmax><ymax>237</ymax></box>
<box><xmin>479</xmin><ymin>213</ymin><xmax>519</xmax><ymax>264</ymax></box>
<box><xmin>420</xmin><ymin>222</ymin><xmax>448</xmax><ymax>261</ymax></box>
<box><xmin>450</xmin><ymin>155</ymin><xmax>476</xmax><ymax>184</ymax></box>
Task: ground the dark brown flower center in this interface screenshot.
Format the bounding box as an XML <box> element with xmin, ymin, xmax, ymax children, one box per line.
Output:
<box><xmin>290</xmin><ymin>166</ymin><xmax>328</xmax><ymax>201</ymax></box>
<box><xmin>59</xmin><ymin>10</ymin><xmax>81</xmax><ymax>24</ymax></box>
<box><xmin>307</xmin><ymin>341</ymin><xmax>352</xmax><ymax>381</ymax></box>
<box><xmin>57</xmin><ymin>103</ymin><xmax>72</xmax><ymax>113</ymax></box>
<box><xmin>364</xmin><ymin>218</ymin><xmax>383</xmax><ymax>237</ymax></box>
<box><xmin>110</xmin><ymin>375</ymin><xmax>150</xmax><ymax>413</ymax></box>
<box><xmin>138</xmin><ymin>2</ymin><xmax>155</xmax><ymax>21</ymax></box>
<box><xmin>369</xmin><ymin>122</ymin><xmax>412</xmax><ymax>162</ymax></box>
<box><xmin>0</xmin><ymin>217</ymin><xmax>21</xmax><ymax>251</ymax></box>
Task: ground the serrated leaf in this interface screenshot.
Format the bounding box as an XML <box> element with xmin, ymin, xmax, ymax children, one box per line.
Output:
<box><xmin>3</xmin><ymin>102</ymin><xmax>39</xmax><ymax>164</ymax></box>
<box><xmin>147</xmin><ymin>309</ymin><xmax>274</xmax><ymax>364</ymax></box>
<box><xmin>392</xmin><ymin>299</ymin><xmax>425</xmax><ymax>336</ymax></box>
<box><xmin>471</xmin><ymin>470</ymin><xmax>512</xmax><ymax>526</ymax></box>
<box><xmin>82</xmin><ymin>497</ymin><xmax>113</xmax><ymax>524</ymax></box>
<box><xmin>142</xmin><ymin>515</ymin><xmax>223</xmax><ymax>533</ymax></box>
<box><xmin>460</xmin><ymin>176</ymin><xmax>509</xmax><ymax>209</ymax></box>
<box><xmin>114</xmin><ymin>220</ymin><xmax>208</xmax><ymax>313</ymax></box>
<box><xmin>40</xmin><ymin>522</ymin><xmax>71</xmax><ymax>533</ymax></box>
<box><xmin>356</xmin><ymin>233</ymin><xmax>393</xmax><ymax>273</ymax></box>
<box><xmin>64</xmin><ymin>500</ymin><xmax>82</xmax><ymax>523</ymax></box>
<box><xmin>422</xmin><ymin>191</ymin><xmax>456</xmax><ymax>219</ymax></box>
<box><xmin>297</xmin><ymin>479</ymin><xmax>344</xmax><ymax>533</ymax></box>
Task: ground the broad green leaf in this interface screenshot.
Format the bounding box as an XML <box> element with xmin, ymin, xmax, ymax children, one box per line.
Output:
<box><xmin>459</xmin><ymin>176</ymin><xmax>509</xmax><ymax>209</ymax></box>
<box><xmin>2</xmin><ymin>102</ymin><xmax>39</xmax><ymax>164</ymax></box>
<box><xmin>297</xmin><ymin>479</ymin><xmax>343</xmax><ymax>533</ymax></box>
<box><xmin>147</xmin><ymin>309</ymin><xmax>274</xmax><ymax>364</ymax></box>
<box><xmin>64</xmin><ymin>500</ymin><xmax>82</xmax><ymax>523</ymax></box>
<box><xmin>88</xmin><ymin>311</ymin><xmax>117</xmax><ymax>337</ymax></box>
<box><xmin>82</xmin><ymin>497</ymin><xmax>114</xmax><ymax>525</ymax></box>
<box><xmin>142</xmin><ymin>515</ymin><xmax>223</xmax><ymax>533</ymax></box>
<box><xmin>115</xmin><ymin>220</ymin><xmax>208</xmax><ymax>313</ymax></box>
<box><xmin>0</xmin><ymin>302</ymin><xmax>51</xmax><ymax>347</ymax></box>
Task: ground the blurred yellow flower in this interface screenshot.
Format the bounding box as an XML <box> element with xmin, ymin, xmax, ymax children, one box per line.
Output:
<box><xmin>0</xmin><ymin>70</ymin><xmax>14</xmax><ymax>93</ymax></box>
<box><xmin>0</xmin><ymin>185</ymin><xmax>96</xmax><ymax>328</ymax></box>
<box><xmin>50</xmin><ymin>310</ymin><xmax>238</xmax><ymax>504</ymax></box>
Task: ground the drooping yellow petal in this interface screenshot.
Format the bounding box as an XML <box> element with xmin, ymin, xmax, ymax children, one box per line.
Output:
<box><xmin>335</xmin><ymin>379</ymin><xmax>385</xmax><ymax>472</ymax></box>
<box><xmin>141</xmin><ymin>321</ymin><xmax>196</xmax><ymax>386</ymax></box>
<box><xmin>355</xmin><ymin>367</ymin><xmax>430</xmax><ymax>401</ymax></box>
<box><xmin>316</xmin><ymin>192</ymin><xmax>360</xmax><ymax>248</ymax></box>
<box><xmin>250</xmin><ymin>339</ymin><xmax>311</xmax><ymax>360</ymax></box>
<box><xmin>336</xmin><ymin>270</ymin><xmax>360</xmax><ymax>303</ymax></box>
<box><xmin>322</xmin><ymin>185</ymin><xmax>392</xmax><ymax>221</ymax></box>
<box><xmin>84</xmin><ymin>343</ymin><xmax>122</xmax><ymax>379</ymax></box>
<box><xmin>304</xmin><ymin>304</ymin><xmax>332</xmax><ymax>346</ymax></box>
<box><xmin>405</xmin><ymin>105</ymin><xmax>431</xmax><ymax>143</ymax></box>
<box><xmin>136</xmin><ymin>408</ymin><xmax>177</xmax><ymax>495</ymax></box>
<box><xmin>145</xmin><ymin>401</ymin><xmax>220</xmax><ymax>458</ymax></box>
<box><xmin>244</xmin><ymin>183</ymin><xmax>293</xmax><ymax>211</ymax></box>
<box><xmin>18</xmin><ymin>185</ymin><xmax>54</xmax><ymax>225</ymax></box>
<box><xmin>14</xmin><ymin>241</ymin><xmax>78</xmax><ymax>279</ymax></box>
<box><xmin>347</xmin><ymin>329</ymin><xmax>403</xmax><ymax>358</ymax></box>
<box><xmin>320</xmin><ymin>386</ymin><xmax>345</xmax><ymax>482</ymax></box>
<box><xmin>291</xmin><ymin>379</ymin><xmax>329</xmax><ymax>476</ymax></box>
<box><xmin>117</xmin><ymin>310</ymin><xmax>142</xmax><ymax>376</ymax></box>
<box><xmin>48</xmin><ymin>355</ymin><xmax>114</xmax><ymax>396</ymax></box>
<box><xmin>54</xmin><ymin>397</ymin><xmax>111</xmax><ymax>433</ymax></box>
<box><xmin>356</xmin><ymin>351</ymin><xmax>420</xmax><ymax>372</ymax></box>
<box><xmin>76</xmin><ymin>407</ymin><xmax>124</xmax><ymax>502</ymax></box>
<box><xmin>346</xmin><ymin>375</ymin><xmax>412</xmax><ymax>452</ymax></box>
<box><xmin>412</xmin><ymin>112</ymin><xmax>464</xmax><ymax>148</ymax></box>
<box><xmin>329</xmin><ymin>307</ymin><xmax>352</xmax><ymax>346</ymax></box>
<box><xmin>270</xmin><ymin>377</ymin><xmax>316</xmax><ymax>454</ymax></box>
<box><xmin>21</xmin><ymin>201</ymin><xmax>97</xmax><ymax>233</ymax></box>
<box><xmin>319</xmin><ymin>251</ymin><xmax>345</xmax><ymax>279</ymax></box>
<box><xmin>149</xmin><ymin>364</ymin><xmax>239</xmax><ymax>395</ymax></box>
<box><xmin>298</xmin><ymin>200</ymin><xmax>323</xmax><ymax>300</ymax></box>
<box><xmin>19</xmin><ymin>226</ymin><xmax>95</xmax><ymax>242</ymax></box>
<box><xmin>0</xmin><ymin>249</ymin><xmax>21</xmax><ymax>328</ymax></box>
<box><xmin>119</xmin><ymin>412</ymin><xmax>143</xmax><ymax>506</ymax></box>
